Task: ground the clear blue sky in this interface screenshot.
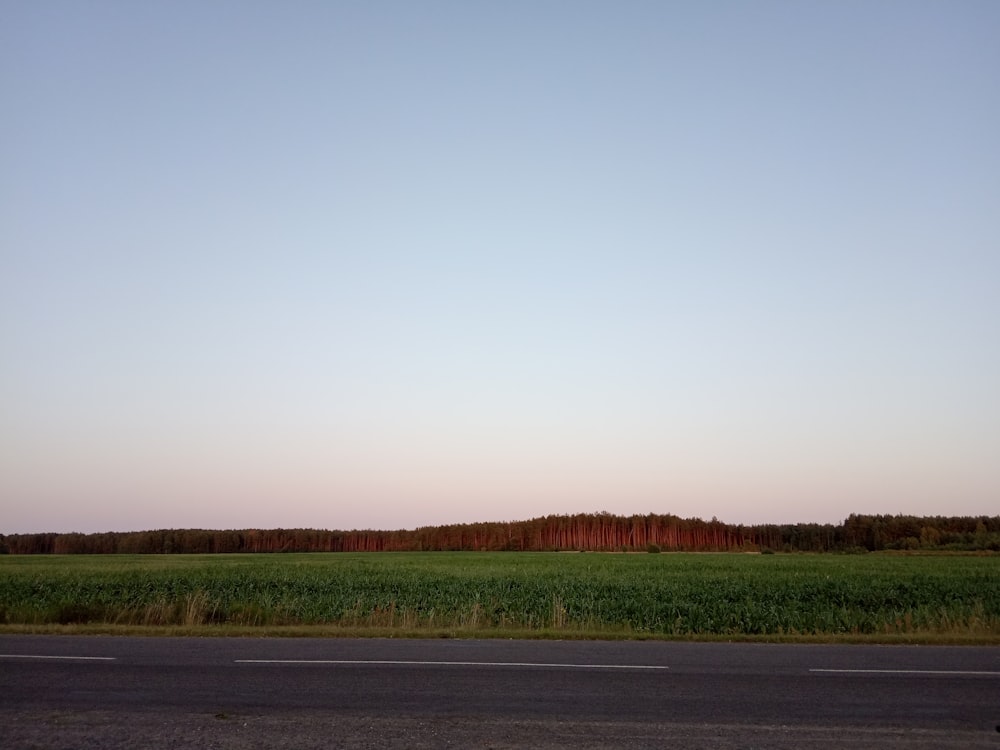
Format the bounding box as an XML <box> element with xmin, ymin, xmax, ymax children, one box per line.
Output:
<box><xmin>2</xmin><ymin>1</ymin><xmax>998</xmax><ymax>534</ymax></box>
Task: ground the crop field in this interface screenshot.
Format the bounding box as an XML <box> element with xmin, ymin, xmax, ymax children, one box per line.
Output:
<box><xmin>1</xmin><ymin>552</ymin><xmax>997</xmax><ymax>641</ymax></box>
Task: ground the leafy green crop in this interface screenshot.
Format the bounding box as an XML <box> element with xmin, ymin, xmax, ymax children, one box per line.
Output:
<box><xmin>1</xmin><ymin>552</ymin><xmax>997</xmax><ymax>638</ymax></box>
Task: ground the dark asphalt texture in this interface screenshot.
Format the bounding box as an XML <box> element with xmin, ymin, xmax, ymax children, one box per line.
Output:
<box><xmin>1</xmin><ymin>636</ymin><xmax>998</xmax><ymax>748</ymax></box>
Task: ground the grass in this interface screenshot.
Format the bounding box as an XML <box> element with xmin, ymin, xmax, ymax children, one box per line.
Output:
<box><xmin>1</xmin><ymin>552</ymin><xmax>998</xmax><ymax>643</ymax></box>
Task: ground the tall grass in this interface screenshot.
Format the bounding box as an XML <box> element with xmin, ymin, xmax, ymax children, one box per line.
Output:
<box><xmin>1</xmin><ymin>552</ymin><xmax>997</xmax><ymax>638</ymax></box>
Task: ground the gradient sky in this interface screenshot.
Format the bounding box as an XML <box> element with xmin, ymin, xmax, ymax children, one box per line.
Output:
<box><xmin>2</xmin><ymin>1</ymin><xmax>998</xmax><ymax>534</ymax></box>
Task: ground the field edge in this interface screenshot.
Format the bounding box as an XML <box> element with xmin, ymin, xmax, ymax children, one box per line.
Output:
<box><xmin>1</xmin><ymin>623</ymin><xmax>999</xmax><ymax>645</ymax></box>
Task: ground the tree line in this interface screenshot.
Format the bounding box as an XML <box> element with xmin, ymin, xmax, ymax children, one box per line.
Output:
<box><xmin>2</xmin><ymin>512</ymin><xmax>998</xmax><ymax>555</ymax></box>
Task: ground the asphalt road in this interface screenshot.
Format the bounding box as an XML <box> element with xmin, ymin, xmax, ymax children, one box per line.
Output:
<box><xmin>1</xmin><ymin>636</ymin><xmax>998</xmax><ymax>748</ymax></box>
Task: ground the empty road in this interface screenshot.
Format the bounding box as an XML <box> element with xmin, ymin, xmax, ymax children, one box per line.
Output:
<box><xmin>1</xmin><ymin>636</ymin><xmax>998</xmax><ymax>748</ymax></box>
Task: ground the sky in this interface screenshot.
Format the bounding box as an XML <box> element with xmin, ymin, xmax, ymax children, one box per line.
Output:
<box><xmin>2</xmin><ymin>1</ymin><xmax>998</xmax><ymax>534</ymax></box>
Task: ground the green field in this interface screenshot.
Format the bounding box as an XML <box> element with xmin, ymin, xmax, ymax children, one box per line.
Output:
<box><xmin>1</xmin><ymin>552</ymin><xmax>997</xmax><ymax>642</ymax></box>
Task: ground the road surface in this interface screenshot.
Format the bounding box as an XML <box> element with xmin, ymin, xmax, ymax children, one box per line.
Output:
<box><xmin>1</xmin><ymin>635</ymin><xmax>998</xmax><ymax>748</ymax></box>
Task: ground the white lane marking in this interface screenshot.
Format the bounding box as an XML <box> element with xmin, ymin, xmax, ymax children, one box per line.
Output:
<box><xmin>0</xmin><ymin>654</ymin><xmax>116</xmax><ymax>661</ymax></box>
<box><xmin>235</xmin><ymin>659</ymin><xmax>668</xmax><ymax>670</ymax></box>
<box><xmin>810</xmin><ymin>668</ymin><xmax>1000</xmax><ymax>676</ymax></box>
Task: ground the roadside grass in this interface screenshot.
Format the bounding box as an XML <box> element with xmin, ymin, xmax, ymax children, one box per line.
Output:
<box><xmin>1</xmin><ymin>551</ymin><xmax>998</xmax><ymax>643</ymax></box>
<box><xmin>1</xmin><ymin>622</ymin><xmax>997</xmax><ymax>645</ymax></box>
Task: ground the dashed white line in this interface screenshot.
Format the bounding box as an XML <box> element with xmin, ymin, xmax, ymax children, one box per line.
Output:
<box><xmin>235</xmin><ymin>659</ymin><xmax>668</xmax><ymax>670</ymax></box>
<box><xmin>810</xmin><ymin>668</ymin><xmax>1000</xmax><ymax>676</ymax></box>
<box><xmin>0</xmin><ymin>654</ymin><xmax>116</xmax><ymax>661</ymax></box>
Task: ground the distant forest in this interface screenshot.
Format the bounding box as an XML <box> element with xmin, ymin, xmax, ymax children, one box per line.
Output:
<box><xmin>3</xmin><ymin>513</ymin><xmax>999</xmax><ymax>555</ymax></box>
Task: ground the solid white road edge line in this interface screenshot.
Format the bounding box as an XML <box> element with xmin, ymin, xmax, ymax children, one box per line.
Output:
<box><xmin>235</xmin><ymin>659</ymin><xmax>668</xmax><ymax>670</ymax></box>
<box><xmin>0</xmin><ymin>654</ymin><xmax>116</xmax><ymax>661</ymax></box>
<box><xmin>810</xmin><ymin>668</ymin><xmax>1000</xmax><ymax>676</ymax></box>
